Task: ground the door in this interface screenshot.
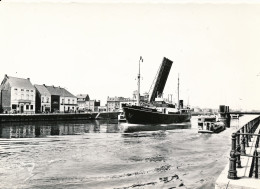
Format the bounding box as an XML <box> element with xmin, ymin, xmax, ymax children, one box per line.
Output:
<box><xmin>20</xmin><ymin>105</ymin><xmax>24</xmax><ymax>113</ymax></box>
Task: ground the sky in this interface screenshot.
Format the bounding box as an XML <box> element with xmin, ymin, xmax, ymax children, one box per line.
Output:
<box><xmin>1</xmin><ymin>0</ymin><xmax>260</xmax><ymax>110</ymax></box>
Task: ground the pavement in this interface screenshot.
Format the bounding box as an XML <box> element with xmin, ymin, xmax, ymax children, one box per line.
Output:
<box><xmin>215</xmin><ymin>125</ymin><xmax>260</xmax><ymax>189</ymax></box>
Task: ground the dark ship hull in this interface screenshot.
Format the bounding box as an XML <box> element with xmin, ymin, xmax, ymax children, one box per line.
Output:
<box><xmin>123</xmin><ymin>105</ymin><xmax>191</xmax><ymax>124</ymax></box>
<box><xmin>124</xmin><ymin>57</ymin><xmax>191</xmax><ymax>125</ymax></box>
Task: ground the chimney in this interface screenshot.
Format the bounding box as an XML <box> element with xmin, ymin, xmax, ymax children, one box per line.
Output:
<box><xmin>27</xmin><ymin>78</ymin><xmax>30</xmax><ymax>81</ymax></box>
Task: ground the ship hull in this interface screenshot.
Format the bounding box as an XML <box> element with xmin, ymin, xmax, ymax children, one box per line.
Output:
<box><xmin>123</xmin><ymin>106</ymin><xmax>191</xmax><ymax>124</ymax></box>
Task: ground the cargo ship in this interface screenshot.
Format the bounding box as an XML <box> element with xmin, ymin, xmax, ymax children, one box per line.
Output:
<box><xmin>123</xmin><ymin>57</ymin><xmax>191</xmax><ymax>124</ymax></box>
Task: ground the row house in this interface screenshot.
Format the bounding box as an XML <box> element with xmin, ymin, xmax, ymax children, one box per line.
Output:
<box><xmin>107</xmin><ymin>96</ymin><xmax>131</xmax><ymax>112</ymax></box>
<box><xmin>107</xmin><ymin>91</ymin><xmax>150</xmax><ymax>112</ymax></box>
<box><xmin>35</xmin><ymin>84</ymin><xmax>51</xmax><ymax>113</ymax></box>
<box><xmin>76</xmin><ymin>94</ymin><xmax>100</xmax><ymax>112</ymax></box>
<box><xmin>0</xmin><ymin>75</ymin><xmax>36</xmax><ymax>113</ymax></box>
<box><xmin>44</xmin><ymin>85</ymin><xmax>77</xmax><ymax>113</ymax></box>
<box><xmin>76</xmin><ymin>94</ymin><xmax>90</xmax><ymax>111</ymax></box>
<box><xmin>97</xmin><ymin>106</ymin><xmax>107</xmax><ymax>112</ymax></box>
<box><xmin>35</xmin><ymin>84</ymin><xmax>77</xmax><ymax>113</ymax></box>
<box><xmin>85</xmin><ymin>100</ymin><xmax>100</xmax><ymax>112</ymax></box>
<box><xmin>0</xmin><ymin>75</ymin><xmax>78</xmax><ymax>113</ymax></box>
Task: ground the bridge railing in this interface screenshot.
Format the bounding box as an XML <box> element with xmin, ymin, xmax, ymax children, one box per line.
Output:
<box><xmin>228</xmin><ymin>116</ymin><xmax>260</xmax><ymax>179</ymax></box>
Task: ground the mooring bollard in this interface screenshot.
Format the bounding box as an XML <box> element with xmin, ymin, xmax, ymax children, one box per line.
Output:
<box><xmin>236</xmin><ymin>130</ymin><xmax>242</xmax><ymax>168</ymax></box>
<box><xmin>228</xmin><ymin>133</ymin><xmax>238</xmax><ymax>179</ymax></box>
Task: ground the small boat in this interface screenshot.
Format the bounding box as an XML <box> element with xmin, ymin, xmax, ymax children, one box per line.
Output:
<box><xmin>197</xmin><ymin>115</ymin><xmax>216</xmax><ymax>126</ymax></box>
<box><xmin>198</xmin><ymin>121</ymin><xmax>225</xmax><ymax>133</ymax></box>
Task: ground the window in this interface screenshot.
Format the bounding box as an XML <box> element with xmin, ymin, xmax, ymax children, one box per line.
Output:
<box><xmin>14</xmin><ymin>88</ymin><xmax>17</xmax><ymax>91</ymax></box>
<box><xmin>72</xmin><ymin>99</ymin><xmax>74</xmax><ymax>104</ymax></box>
<box><xmin>21</xmin><ymin>89</ymin><xmax>24</xmax><ymax>91</ymax></box>
<box><xmin>26</xmin><ymin>105</ymin><xmax>29</xmax><ymax>110</ymax></box>
<box><xmin>30</xmin><ymin>105</ymin><xmax>33</xmax><ymax>110</ymax></box>
<box><xmin>12</xmin><ymin>104</ymin><xmax>17</xmax><ymax>109</ymax></box>
<box><xmin>62</xmin><ymin>99</ymin><xmax>64</xmax><ymax>104</ymax></box>
<box><xmin>26</xmin><ymin>90</ymin><xmax>29</xmax><ymax>92</ymax></box>
<box><xmin>68</xmin><ymin>99</ymin><xmax>71</xmax><ymax>104</ymax></box>
<box><xmin>31</xmin><ymin>95</ymin><xmax>33</xmax><ymax>100</ymax></box>
<box><xmin>31</xmin><ymin>90</ymin><xmax>33</xmax><ymax>92</ymax></box>
<box><xmin>26</xmin><ymin>94</ymin><xmax>29</xmax><ymax>100</ymax></box>
<box><xmin>21</xmin><ymin>94</ymin><xmax>24</xmax><ymax>99</ymax></box>
<box><xmin>46</xmin><ymin>97</ymin><xmax>49</xmax><ymax>103</ymax></box>
<box><xmin>42</xmin><ymin>97</ymin><xmax>44</xmax><ymax>103</ymax></box>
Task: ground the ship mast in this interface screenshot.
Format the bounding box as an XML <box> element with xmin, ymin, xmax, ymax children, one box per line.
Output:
<box><xmin>137</xmin><ymin>56</ymin><xmax>143</xmax><ymax>106</ymax></box>
<box><xmin>177</xmin><ymin>73</ymin><xmax>180</xmax><ymax>109</ymax></box>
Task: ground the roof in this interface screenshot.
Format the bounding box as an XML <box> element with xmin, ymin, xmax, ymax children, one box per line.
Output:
<box><xmin>2</xmin><ymin>75</ymin><xmax>35</xmax><ymax>90</ymax></box>
<box><xmin>45</xmin><ymin>85</ymin><xmax>76</xmax><ymax>98</ymax></box>
<box><xmin>76</xmin><ymin>94</ymin><xmax>89</xmax><ymax>99</ymax></box>
<box><xmin>34</xmin><ymin>85</ymin><xmax>51</xmax><ymax>96</ymax></box>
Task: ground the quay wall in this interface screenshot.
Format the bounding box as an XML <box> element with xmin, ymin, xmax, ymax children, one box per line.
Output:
<box><xmin>95</xmin><ymin>112</ymin><xmax>119</xmax><ymax>119</ymax></box>
<box><xmin>0</xmin><ymin>112</ymin><xmax>120</xmax><ymax>123</ymax></box>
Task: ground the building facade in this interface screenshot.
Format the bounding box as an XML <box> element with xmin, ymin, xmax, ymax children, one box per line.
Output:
<box><xmin>132</xmin><ymin>90</ymin><xmax>149</xmax><ymax>103</ymax></box>
<box><xmin>44</xmin><ymin>85</ymin><xmax>77</xmax><ymax>113</ymax></box>
<box><xmin>107</xmin><ymin>96</ymin><xmax>133</xmax><ymax>112</ymax></box>
<box><xmin>76</xmin><ymin>94</ymin><xmax>90</xmax><ymax>111</ymax></box>
<box><xmin>35</xmin><ymin>84</ymin><xmax>51</xmax><ymax>113</ymax></box>
<box><xmin>85</xmin><ymin>100</ymin><xmax>100</xmax><ymax>112</ymax></box>
<box><xmin>98</xmin><ymin>106</ymin><xmax>107</xmax><ymax>112</ymax></box>
<box><xmin>0</xmin><ymin>75</ymin><xmax>36</xmax><ymax>113</ymax></box>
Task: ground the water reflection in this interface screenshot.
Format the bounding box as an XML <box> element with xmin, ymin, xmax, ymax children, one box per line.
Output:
<box><xmin>0</xmin><ymin>119</ymin><xmax>192</xmax><ymax>138</ymax></box>
<box><xmin>123</xmin><ymin>122</ymin><xmax>191</xmax><ymax>133</ymax></box>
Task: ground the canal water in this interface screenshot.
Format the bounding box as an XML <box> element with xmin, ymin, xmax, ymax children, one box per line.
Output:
<box><xmin>0</xmin><ymin>115</ymin><xmax>256</xmax><ymax>189</ymax></box>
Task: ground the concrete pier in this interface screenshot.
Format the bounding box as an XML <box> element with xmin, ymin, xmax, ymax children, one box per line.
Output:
<box><xmin>0</xmin><ymin>112</ymin><xmax>120</xmax><ymax>123</ymax></box>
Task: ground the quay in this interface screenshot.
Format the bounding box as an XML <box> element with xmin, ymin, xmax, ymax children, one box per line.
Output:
<box><xmin>215</xmin><ymin>107</ymin><xmax>260</xmax><ymax>189</ymax></box>
<box><xmin>0</xmin><ymin>112</ymin><xmax>120</xmax><ymax>123</ymax></box>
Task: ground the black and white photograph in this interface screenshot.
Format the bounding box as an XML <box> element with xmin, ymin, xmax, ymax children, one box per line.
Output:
<box><xmin>0</xmin><ymin>0</ymin><xmax>260</xmax><ymax>188</ymax></box>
